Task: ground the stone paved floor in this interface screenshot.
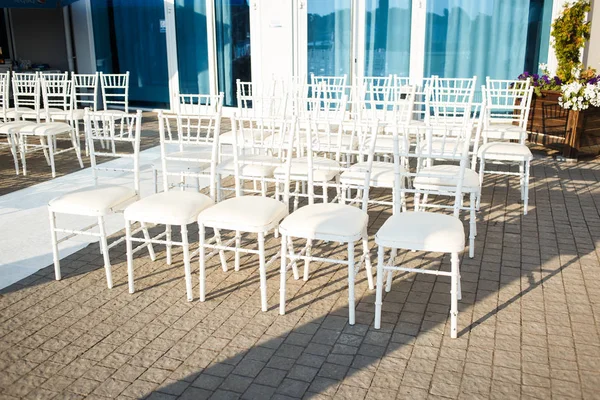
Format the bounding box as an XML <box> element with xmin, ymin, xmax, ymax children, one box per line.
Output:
<box><xmin>1</xmin><ymin>122</ymin><xmax>600</xmax><ymax>399</ymax></box>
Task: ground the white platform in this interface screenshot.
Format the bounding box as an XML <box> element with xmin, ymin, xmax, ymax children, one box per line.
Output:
<box><xmin>0</xmin><ymin>146</ymin><xmax>212</xmax><ymax>290</ymax></box>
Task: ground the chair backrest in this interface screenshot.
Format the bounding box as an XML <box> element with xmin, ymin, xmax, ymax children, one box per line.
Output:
<box><xmin>100</xmin><ymin>72</ymin><xmax>129</xmax><ymax>113</ymax></box>
<box><xmin>12</xmin><ymin>72</ymin><xmax>41</xmax><ymax>113</ymax></box>
<box><xmin>72</xmin><ymin>72</ymin><xmax>99</xmax><ymax>111</ymax></box>
<box><xmin>85</xmin><ymin>109</ymin><xmax>143</xmax><ymax>192</ymax></box>
<box><xmin>426</xmin><ymin>78</ymin><xmax>476</xmax><ymax>127</ymax></box>
<box><xmin>40</xmin><ymin>72</ymin><xmax>69</xmax><ymax>82</ymax></box>
<box><xmin>483</xmin><ymin>77</ymin><xmax>533</xmax><ymax>141</ymax></box>
<box><xmin>236</xmin><ymin>79</ymin><xmax>288</xmax><ymax>119</ymax></box>
<box><xmin>357</xmin><ymin>77</ymin><xmax>415</xmax><ymax>125</ymax></box>
<box><xmin>390</xmin><ymin>118</ymin><xmax>474</xmax><ymax>217</ymax></box>
<box><xmin>159</xmin><ymin>93</ymin><xmax>223</xmax><ymax>197</ymax></box>
<box><xmin>230</xmin><ymin>113</ymin><xmax>295</xmax><ymax>198</ymax></box>
<box><xmin>0</xmin><ymin>71</ymin><xmax>10</xmax><ymax>115</ymax></box>
<box><xmin>41</xmin><ymin>74</ymin><xmax>72</xmax><ymax>116</ymax></box>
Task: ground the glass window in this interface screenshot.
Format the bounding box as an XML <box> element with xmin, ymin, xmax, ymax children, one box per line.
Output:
<box><xmin>215</xmin><ymin>0</ymin><xmax>251</xmax><ymax>107</ymax></box>
<box><xmin>91</xmin><ymin>0</ymin><xmax>169</xmax><ymax>107</ymax></box>
<box><xmin>175</xmin><ymin>0</ymin><xmax>210</xmax><ymax>95</ymax></box>
<box><xmin>424</xmin><ymin>0</ymin><xmax>551</xmax><ymax>83</ymax></box>
<box><xmin>364</xmin><ymin>0</ymin><xmax>411</xmax><ymax>77</ymax></box>
<box><xmin>307</xmin><ymin>0</ymin><xmax>351</xmax><ymax>78</ymax></box>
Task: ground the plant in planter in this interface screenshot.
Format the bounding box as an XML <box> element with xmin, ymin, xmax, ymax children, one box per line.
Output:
<box><xmin>516</xmin><ymin>0</ymin><xmax>600</xmax><ymax>158</ymax></box>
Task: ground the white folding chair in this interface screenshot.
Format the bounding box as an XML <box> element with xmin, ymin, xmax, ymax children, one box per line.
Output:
<box><xmin>374</xmin><ymin>119</ymin><xmax>474</xmax><ymax>338</ymax></box>
<box><xmin>197</xmin><ymin>113</ymin><xmax>295</xmax><ymax>311</ymax></box>
<box><xmin>48</xmin><ymin>110</ymin><xmax>150</xmax><ymax>288</ymax></box>
<box><xmin>478</xmin><ymin>78</ymin><xmax>534</xmax><ymax>215</ymax></box>
<box><xmin>124</xmin><ymin>97</ymin><xmax>222</xmax><ymax>301</ymax></box>
<box><xmin>0</xmin><ymin>71</ymin><xmax>19</xmax><ymax>174</ymax></box>
<box><xmin>100</xmin><ymin>72</ymin><xmax>129</xmax><ymax>115</ymax></box>
<box><xmin>152</xmin><ymin>94</ymin><xmax>224</xmax><ymax>193</ymax></box>
<box><xmin>278</xmin><ymin>117</ymin><xmax>379</xmax><ymax>325</ymax></box>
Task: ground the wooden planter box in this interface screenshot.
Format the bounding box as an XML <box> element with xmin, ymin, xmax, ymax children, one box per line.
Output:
<box><xmin>527</xmin><ymin>89</ymin><xmax>600</xmax><ymax>158</ymax></box>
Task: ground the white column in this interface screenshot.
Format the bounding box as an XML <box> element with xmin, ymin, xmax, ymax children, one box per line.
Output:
<box><xmin>409</xmin><ymin>0</ymin><xmax>427</xmax><ymax>84</ymax></box>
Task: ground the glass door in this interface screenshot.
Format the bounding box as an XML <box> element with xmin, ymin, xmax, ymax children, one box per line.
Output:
<box><xmin>91</xmin><ymin>0</ymin><xmax>170</xmax><ymax>107</ymax></box>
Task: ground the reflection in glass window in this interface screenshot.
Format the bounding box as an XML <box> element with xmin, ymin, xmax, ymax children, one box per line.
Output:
<box><xmin>365</xmin><ymin>0</ymin><xmax>411</xmax><ymax>77</ymax></box>
<box><xmin>307</xmin><ymin>0</ymin><xmax>351</xmax><ymax>78</ymax></box>
<box><xmin>175</xmin><ymin>0</ymin><xmax>210</xmax><ymax>95</ymax></box>
<box><xmin>215</xmin><ymin>0</ymin><xmax>251</xmax><ymax>107</ymax></box>
<box><xmin>424</xmin><ymin>0</ymin><xmax>551</xmax><ymax>82</ymax></box>
<box><xmin>91</xmin><ymin>0</ymin><xmax>169</xmax><ymax>107</ymax></box>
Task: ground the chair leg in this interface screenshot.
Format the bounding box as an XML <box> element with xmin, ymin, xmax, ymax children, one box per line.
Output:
<box><xmin>8</xmin><ymin>134</ymin><xmax>19</xmax><ymax>175</ymax></box>
<box><xmin>287</xmin><ymin>236</ymin><xmax>299</xmax><ymax>280</ymax></box>
<box><xmin>362</xmin><ymin>231</ymin><xmax>374</xmax><ymax>290</ymax></box>
<box><xmin>126</xmin><ymin>220</ymin><xmax>135</xmax><ymax>294</ymax></box>
<box><xmin>47</xmin><ymin>135</ymin><xmax>56</xmax><ymax>178</ymax></box>
<box><xmin>519</xmin><ymin>162</ymin><xmax>525</xmax><ymax>200</ymax></box>
<box><xmin>477</xmin><ymin>160</ymin><xmax>485</xmax><ymax>210</ymax></box>
<box><xmin>348</xmin><ymin>240</ymin><xmax>356</xmax><ymax>325</ymax></box>
<box><xmin>153</xmin><ymin>168</ymin><xmax>159</xmax><ymax>194</ymax></box>
<box><xmin>414</xmin><ymin>193</ymin><xmax>420</xmax><ymax>212</ymax></box>
<box><xmin>140</xmin><ymin>223</ymin><xmax>156</xmax><ymax>261</ymax></box>
<box><xmin>20</xmin><ymin>135</ymin><xmax>27</xmax><ymax>176</ymax></box>
<box><xmin>166</xmin><ymin>224</ymin><xmax>172</xmax><ymax>265</ymax></box>
<box><xmin>214</xmin><ymin>228</ymin><xmax>228</xmax><ymax>271</ymax></box>
<box><xmin>181</xmin><ymin>225</ymin><xmax>193</xmax><ymax>302</ymax></box>
<box><xmin>98</xmin><ymin>217</ymin><xmax>113</xmax><ymax>289</ymax></box>
<box><xmin>303</xmin><ymin>239</ymin><xmax>312</xmax><ymax>281</ymax></box>
<box><xmin>258</xmin><ymin>232</ymin><xmax>268</xmax><ymax>312</ymax></box>
<box><xmin>279</xmin><ymin>233</ymin><xmax>287</xmax><ymax>315</ymax></box>
<box><xmin>234</xmin><ymin>231</ymin><xmax>241</xmax><ymax>272</ymax></box>
<box><xmin>71</xmin><ymin>130</ymin><xmax>84</xmax><ymax>168</ymax></box>
<box><xmin>524</xmin><ymin>160</ymin><xmax>530</xmax><ymax>215</ymax></box>
<box><xmin>39</xmin><ymin>136</ymin><xmax>51</xmax><ymax>166</ymax></box>
<box><xmin>450</xmin><ymin>252</ymin><xmax>459</xmax><ymax>338</ymax></box>
<box><xmin>385</xmin><ymin>248</ymin><xmax>397</xmax><ymax>292</ymax></box>
<box><xmin>374</xmin><ymin>245</ymin><xmax>385</xmax><ymax>329</ymax></box>
<box><xmin>469</xmin><ymin>192</ymin><xmax>476</xmax><ymax>259</ymax></box>
<box><xmin>199</xmin><ymin>224</ymin><xmax>206</xmax><ymax>301</ymax></box>
<box><xmin>48</xmin><ymin>209</ymin><xmax>61</xmax><ymax>280</ymax></box>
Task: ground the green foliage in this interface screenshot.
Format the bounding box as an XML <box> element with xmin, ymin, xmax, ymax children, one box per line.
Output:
<box><xmin>551</xmin><ymin>0</ymin><xmax>591</xmax><ymax>82</ymax></box>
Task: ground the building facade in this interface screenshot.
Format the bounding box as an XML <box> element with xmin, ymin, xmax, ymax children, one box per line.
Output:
<box><xmin>7</xmin><ymin>0</ymin><xmax>578</xmax><ymax>111</ymax></box>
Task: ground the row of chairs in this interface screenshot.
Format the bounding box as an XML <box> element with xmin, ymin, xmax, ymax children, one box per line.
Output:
<box><xmin>47</xmin><ymin>73</ymin><xmax>532</xmax><ymax>338</ymax></box>
<box><xmin>0</xmin><ymin>71</ymin><xmax>129</xmax><ymax>177</ymax></box>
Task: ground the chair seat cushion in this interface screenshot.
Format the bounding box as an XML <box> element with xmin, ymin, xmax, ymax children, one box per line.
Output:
<box><xmin>198</xmin><ymin>196</ymin><xmax>288</xmax><ymax>232</ymax></box>
<box><xmin>219</xmin><ymin>130</ymin><xmax>273</xmax><ymax>146</ymax></box>
<box><xmin>5</xmin><ymin>107</ymin><xmax>35</xmax><ymax>119</ymax></box>
<box><xmin>274</xmin><ymin>156</ymin><xmax>340</xmax><ymax>182</ymax></box>
<box><xmin>218</xmin><ymin>154</ymin><xmax>281</xmax><ymax>177</ymax></box>
<box><xmin>19</xmin><ymin>122</ymin><xmax>72</xmax><ymax>136</ymax></box>
<box><xmin>375</xmin><ymin>212</ymin><xmax>465</xmax><ymax>253</ymax></box>
<box><xmin>153</xmin><ymin>150</ymin><xmax>213</xmax><ymax>172</ymax></box>
<box><xmin>0</xmin><ymin>121</ymin><xmax>36</xmax><ymax>134</ymax></box>
<box><xmin>477</xmin><ymin>142</ymin><xmax>532</xmax><ymax>161</ymax></box>
<box><xmin>413</xmin><ymin>164</ymin><xmax>480</xmax><ymax>192</ymax></box>
<box><xmin>125</xmin><ymin>191</ymin><xmax>214</xmax><ymax>226</ymax></box>
<box><xmin>340</xmin><ymin>161</ymin><xmax>404</xmax><ymax>188</ymax></box>
<box><xmin>279</xmin><ymin>203</ymin><xmax>368</xmax><ymax>241</ymax></box>
<box><xmin>483</xmin><ymin>123</ymin><xmax>525</xmax><ymax>140</ymax></box>
<box><xmin>49</xmin><ymin>184</ymin><xmax>138</xmax><ymax>216</ymax></box>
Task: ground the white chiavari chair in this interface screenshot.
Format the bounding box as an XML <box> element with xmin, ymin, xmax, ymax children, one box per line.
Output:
<box><xmin>278</xmin><ymin>117</ymin><xmax>379</xmax><ymax>325</ymax></box>
<box><xmin>374</xmin><ymin>118</ymin><xmax>474</xmax><ymax>338</ymax></box>
<box><xmin>9</xmin><ymin>72</ymin><xmax>41</xmax><ymax>122</ymax></box>
<box><xmin>48</xmin><ymin>110</ymin><xmax>151</xmax><ymax>288</ymax></box>
<box><xmin>478</xmin><ymin>78</ymin><xmax>534</xmax><ymax>214</ymax></box>
<box><xmin>0</xmin><ymin>71</ymin><xmax>19</xmax><ymax>174</ymax></box>
<box><xmin>100</xmin><ymin>72</ymin><xmax>129</xmax><ymax>116</ymax></box>
<box><xmin>124</xmin><ymin>99</ymin><xmax>222</xmax><ymax>301</ymax></box>
<box><xmin>197</xmin><ymin>113</ymin><xmax>295</xmax><ymax>311</ymax></box>
<box><xmin>71</xmin><ymin>73</ymin><xmax>99</xmax><ymax>154</ymax></box>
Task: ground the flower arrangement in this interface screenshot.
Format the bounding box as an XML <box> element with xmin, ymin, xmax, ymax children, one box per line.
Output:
<box><xmin>516</xmin><ymin>0</ymin><xmax>599</xmax><ymax>111</ymax></box>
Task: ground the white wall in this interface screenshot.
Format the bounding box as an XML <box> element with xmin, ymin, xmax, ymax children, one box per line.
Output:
<box><xmin>71</xmin><ymin>0</ymin><xmax>95</xmax><ymax>74</ymax></box>
<box><xmin>584</xmin><ymin>0</ymin><xmax>600</xmax><ymax>70</ymax></box>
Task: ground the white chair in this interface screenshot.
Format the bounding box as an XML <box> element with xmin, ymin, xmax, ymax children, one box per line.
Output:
<box><xmin>197</xmin><ymin>113</ymin><xmax>295</xmax><ymax>311</ymax></box>
<box><xmin>48</xmin><ymin>110</ymin><xmax>151</xmax><ymax>288</ymax></box>
<box><xmin>374</xmin><ymin>119</ymin><xmax>474</xmax><ymax>339</ymax></box>
<box><xmin>278</xmin><ymin>117</ymin><xmax>379</xmax><ymax>325</ymax></box>
<box><xmin>100</xmin><ymin>72</ymin><xmax>129</xmax><ymax>115</ymax></box>
<box><xmin>152</xmin><ymin>94</ymin><xmax>224</xmax><ymax>193</ymax></box>
<box><xmin>124</xmin><ymin>97</ymin><xmax>223</xmax><ymax>301</ymax></box>
<box><xmin>9</xmin><ymin>72</ymin><xmax>41</xmax><ymax>122</ymax></box>
<box><xmin>478</xmin><ymin>78</ymin><xmax>534</xmax><ymax>215</ymax></box>
<box><xmin>40</xmin><ymin>72</ymin><xmax>73</xmax><ymax>121</ymax></box>
<box><xmin>310</xmin><ymin>73</ymin><xmax>347</xmax><ymax>89</ymax></box>
<box><xmin>71</xmin><ymin>73</ymin><xmax>99</xmax><ymax>154</ymax></box>
<box><xmin>412</xmin><ymin>85</ymin><xmax>481</xmax><ymax>258</ymax></box>
<box><xmin>0</xmin><ymin>71</ymin><xmax>19</xmax><ymax>174</ymax></box>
